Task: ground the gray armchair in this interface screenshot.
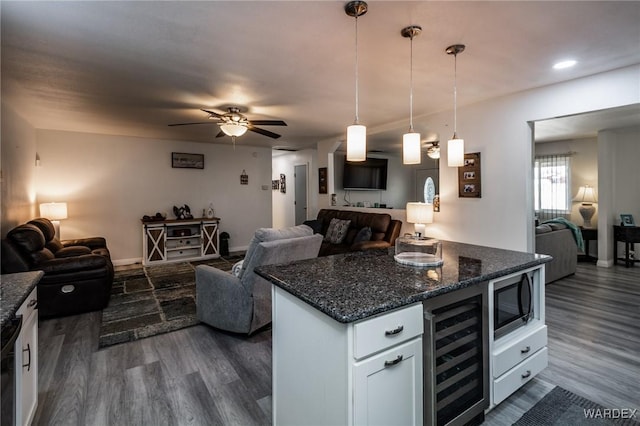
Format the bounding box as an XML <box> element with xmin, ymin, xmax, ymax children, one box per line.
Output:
<box><xmin>196</xmin><ymin>225</ymin><xmax>323</xmax><ymax>334</ymax></box>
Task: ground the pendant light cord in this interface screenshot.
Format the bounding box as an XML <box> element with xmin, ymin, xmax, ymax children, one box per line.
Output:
<box><xmin>409</xmin><ymin>34</ymin><xmax>414</xmax><ymax>132</ymax></box>
<box><xmin>354</xmin><ymin>15</ymin><xmax>360</xmax><ymax>124</ymax></box>
<box><xmin>453</xmin><ymin>52</ymin><xmax>458</xmax><ymax>137</ymax></box>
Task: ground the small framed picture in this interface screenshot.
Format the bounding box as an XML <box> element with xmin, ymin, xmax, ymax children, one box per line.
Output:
<box><xmin>620</xmin><ymin>214</ymin><xmax>635</xmax><ymax>227</ymax></box>
<box><xmin>458</xmin><ymin>152</ymin><xmax>481</xmax><ymax>198</ymax></box>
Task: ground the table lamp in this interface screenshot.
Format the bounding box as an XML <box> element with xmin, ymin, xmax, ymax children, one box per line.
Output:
<box><xmin>406</xmin><ymin>202</ymin><xmax>434</xmax><ymax>237</ymax></box>
<box><xmin>40</xmin><ymin>202</ymin><xmax>68</xmax><ymax>239</ymax></box>
<box><xmin>573</xmin><ymin>185</ymin><xmax>597</xmax><ymax>228</ymax></box>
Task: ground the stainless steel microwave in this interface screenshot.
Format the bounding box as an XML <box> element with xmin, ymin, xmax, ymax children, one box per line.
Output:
<box><xmin>493</xmin><ymin>272</ymin><xmax>534</xmax><ymax>339</ymax></box>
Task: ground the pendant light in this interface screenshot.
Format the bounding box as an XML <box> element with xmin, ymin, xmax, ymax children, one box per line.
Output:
<box><xmin>446</xmin><ymin>44</ymin><xmax>466</xmax><ymax>167</ymax></box>
<box><xmin>345</xmin><ymin>1</ymin><xmax>368</xmax><ymax>162</ymax></box>
<box><xmin>401</xmin><ymin>25</ymin><xmax>422</xmax><ymax>165</ymax></box>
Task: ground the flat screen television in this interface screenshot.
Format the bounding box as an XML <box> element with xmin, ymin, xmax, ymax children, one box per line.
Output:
<box><xmin>343</xmin><ymin>158</ymin><xmax>388</xmax><ymax>190</ymax></box>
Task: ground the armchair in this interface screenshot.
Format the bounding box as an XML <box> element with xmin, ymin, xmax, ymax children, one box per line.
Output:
<box><xmin>1</xmin><ymin>217</ymin><xmax>113</xmax><ymax>318</ymax></box>
<box><xmin>196</xmin><ymin>225</ymin><xmax>323</xmax><ymax>334</ymax></box>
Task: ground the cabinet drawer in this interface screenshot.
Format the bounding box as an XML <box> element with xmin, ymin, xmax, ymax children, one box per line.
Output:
<box><xmin>493</xmin><ymin>325</ymin><xmax>547</xmax><ymax>378</ymax></box>
<box><xmin>493</xmin><ymin>346</ymin><xmax>547</xmax><ymax>405</ymax></box>
<box><xmin>16</xmin><ymin>288</ymin><xmax>38</xmax><ymax>321</ymax></box>
<box><xmin>166</xmin><ymin>237</ymin><xmax>200</xmax><ymax>249</ymax></box>
<box><xmin>354</xmin><ymin>303</ymin><xmax>423</xmax><ymax>359</ymax></box>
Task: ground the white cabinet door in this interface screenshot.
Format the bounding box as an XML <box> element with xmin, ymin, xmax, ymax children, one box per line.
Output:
<box><xmin>16</xmin><ymin>289</ymin><xmax>38</xmax><ymax>426</ymax></box>
<box><xmin>353</xmin><ymin>338</ymin><xmax>423</xmax><ymax>426</ymax></box>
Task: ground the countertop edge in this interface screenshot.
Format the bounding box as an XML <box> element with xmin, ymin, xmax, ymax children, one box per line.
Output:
<box><xmin>258</xmin><ymin>256</ymin><xmax>551</xmax><ymax>324</ymax></box>
<box><xmin>1</xmin><ymin>271</ymin><xmax>44</xmax><ymax>329</ymax></box>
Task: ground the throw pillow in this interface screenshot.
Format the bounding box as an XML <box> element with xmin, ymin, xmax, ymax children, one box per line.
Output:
<box><xmin>324</xmin><ymin>218</ymin><xmax>351</xmax><ymax>244</ymax></box>
<box><xmin>353</xmin><ymin>226</ymin><xmax>372</xmax><ymax>244</ymax></box>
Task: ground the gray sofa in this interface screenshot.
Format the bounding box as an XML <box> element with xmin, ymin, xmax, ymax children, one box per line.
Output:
<box><xmin>535</xmin><ymin>223</ymin><xmax>578</xmax><ymax>284</ymax></box>
<box><xmin>196</xmin><ymin>225</ymin><xmax>322</xmax><ymax>334</ymax></box>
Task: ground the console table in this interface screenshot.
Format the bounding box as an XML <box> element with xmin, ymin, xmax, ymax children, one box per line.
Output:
<box><xmin>141</xmin><ymin>217</ymin><xmax>220</xmax><ymax>266</ymax></box>
<box><xmin>613</xmin><ymin>225</ymin><xmax>640</xmax><ymax>267</ymax></box>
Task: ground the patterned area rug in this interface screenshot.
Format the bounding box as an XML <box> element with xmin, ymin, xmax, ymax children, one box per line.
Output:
<box><xmin>98</xmin><ymin>255</ymin><xmax>243</xmax><ymax>348</ymax></box>
<box><xmin>514</xmin><ymin>386</ymin><xmax>640</xmax><ymax>426</ymax></box>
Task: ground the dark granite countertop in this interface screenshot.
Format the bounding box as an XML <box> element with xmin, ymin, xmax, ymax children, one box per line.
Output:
<box><xmin>1</xmin><ymin>271</ymin><xmax>43</xmax><ymax>329</ymax></box>
<box><xmin>256</xmin><ymin>241</ymin><xmax>551</xmax><ymax>323</ymax></box>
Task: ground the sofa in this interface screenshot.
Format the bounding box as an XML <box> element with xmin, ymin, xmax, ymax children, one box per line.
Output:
<box><xmin>196</xmin><ymin>224</ymin><xmax>323</xmax><ymax>334</ymax></box>
<box><xmin>535</xmin><ymin>222</ymin><xmax>578</xmax><ymax>284</ymax></box>
<box><xmin>1</xmin><ymin>217</ymin><xmax>114</xmax><ymax>318</ymax></box>
<box><xmin>305</xmin><ymin>209</ymin><xmax>402</xmax><ymax>257</ymax></box>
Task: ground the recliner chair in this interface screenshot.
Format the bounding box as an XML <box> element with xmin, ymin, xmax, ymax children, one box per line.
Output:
<box><xmin>1</xmin><ymin>217</ymin><xmax>114</xmax><ymax>318</ymax></box>
<box><xmin>196</xmin><ymin>224</ymin><xmax>322</xmax><ymax>334</ymax></box>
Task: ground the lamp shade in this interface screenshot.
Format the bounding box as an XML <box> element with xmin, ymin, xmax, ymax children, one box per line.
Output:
<box><xmin>403</xmin><ymin>132</ymin><xmax>421</xmax><ymax>165</ymax></box>
<box><xmin>447</xmin><ymin>137</ymin><xmax>464</xmax><ymax>167</ymax></box>
<box><xmin>40</xmin><ymin>202</ymin><xmax>68</xmax><ymax>220</ymax></box>
<box><xmin>573</xmin><ymin>185</ymin><xmax>597</xmax><ymax>204</ymax></box>
<box><xmin>347</xmin><ymin>124</ymin><xmax>367</xmax><ymax>162</ymax></box>
<box><xmin>406</xmin><ymin>202</ymin><xmax>434</xmax><ymax>224</ymax></box>
<box><xmin>220</xmin><ymin>123</ymin><xmax>248</xmax><ymax>137</ymax></box>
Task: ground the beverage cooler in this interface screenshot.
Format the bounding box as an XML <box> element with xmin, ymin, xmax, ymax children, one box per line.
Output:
<box><xmin>423</xmin><ymin>284</ymin><xmax>489</xmax><ymax>426</ymax></box>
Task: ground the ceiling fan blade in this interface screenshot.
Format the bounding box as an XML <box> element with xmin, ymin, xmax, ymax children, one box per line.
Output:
<box><xmin>168</xmin><ymin>122</ymin><xmax>217</xmax><ymax>127</ymax></box>
<box><xmin>248</xmin><ymin>125</ymin><xmax>281</xmax><ymax>139</ymax></box>
<box><xmin>249</xmin><ymin>120</ymin><xmax>287</xmax><ymax>126</ymax></box>
<box><xmin>215</xmin><ymin>130</ymin><xmax>226</xmax><ymax>138</ymax></box>
<box><xmin>200</xmin><ymin>108</ymin><xmax>224</xmax><ymax>118</ymax></box>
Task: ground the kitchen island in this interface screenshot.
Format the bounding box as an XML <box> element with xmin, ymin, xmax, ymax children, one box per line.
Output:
<box><xmin>256</xmin><ymin>241</ymin><xmax>551</xmax><ymax>426</ymax></box>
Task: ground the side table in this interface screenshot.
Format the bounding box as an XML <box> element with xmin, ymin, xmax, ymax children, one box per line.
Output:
<box><xmin>613</xmin><ymin>225</ymin><xmax>640</xmax><ymax>267</ymax></box>
<box><xmin>579</xmin><ymin>227</ymin><xmax>597</xmax><ymax>262</ymax></box>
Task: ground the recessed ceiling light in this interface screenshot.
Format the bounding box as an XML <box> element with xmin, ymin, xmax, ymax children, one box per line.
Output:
<box><xmin>553</xmin><ymin>60</ymin><xmax>577</xmax><ymax>70</ymax></box>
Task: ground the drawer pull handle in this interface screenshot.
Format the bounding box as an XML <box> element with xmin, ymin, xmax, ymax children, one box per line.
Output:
<box><xmin>384</xmin><ymin>355</ymin><xmax>403</xmax><ymax>367</ymax></box>
<box><xmin>521</xmin><ymin>370</ymin><xmax>532</xmax><ymax>379</ymax></box>
<box><xmin>27</xmin><ymin>299</ymin><xmax>38</xmax><ymax>308</ymax></box>
<box><xmin>521</xmin><ymin>346</ymin><xmax>531</xmax><ymax>354</ymax></box>
<box><xmin>23</xmin><ymin>343</ymin><xmax>31</xmax><ymax>372</ymax></box>
<box><xmin>385</xmin><ymin>325</ymin><xmax>404</xmax><ymax>336</ymax></box>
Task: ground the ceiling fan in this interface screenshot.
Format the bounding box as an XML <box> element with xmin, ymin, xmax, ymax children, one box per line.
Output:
<box><xmin>169</xmin><ymin>107</ymin><xmax>287</xmax><ymax>140</ymax></box>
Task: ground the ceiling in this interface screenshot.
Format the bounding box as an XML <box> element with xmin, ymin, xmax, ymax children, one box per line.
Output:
<box><xmin>2</xmin><ymin>1</ymin><xmax>639</xmax><ymax>152</ymax></box>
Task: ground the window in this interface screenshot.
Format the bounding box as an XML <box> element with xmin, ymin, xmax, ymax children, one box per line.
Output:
<box><xmin>534</xmin><ymin>154</ymin><xmax>571</xmax><ymax>221</ymax></box>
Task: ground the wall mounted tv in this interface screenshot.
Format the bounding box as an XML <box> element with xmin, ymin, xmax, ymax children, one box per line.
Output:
<box><xmin>343</xmin><ymin>157</ymin><xmax>388</xmax><ymax>190</ymax></box>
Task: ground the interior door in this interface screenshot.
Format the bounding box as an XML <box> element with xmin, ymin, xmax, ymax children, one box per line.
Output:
<box><xmin>294</xmin><ymin>164</ymin><xmax>308</xmax><ymax>225</ymax></box>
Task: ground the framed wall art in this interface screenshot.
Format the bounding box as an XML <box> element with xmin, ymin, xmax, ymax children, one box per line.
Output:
<box><xmin>458</xmin><ymin>152</ymin><xmax>481</xmax><ymax>198</ymax></box>
<box><xmin>172</xmin><ymin>152</ymin><xmax>204</xmax><ymax>169</ymax></box>
<box><xmin>318</xmin><ymin>167</ymin><xmax>328</xmax><ymax>194</ymax></box>
<box><xmin>280</xmin><ymin>174</ymin><xmax>286</xmax><ymax>193</ymax></box>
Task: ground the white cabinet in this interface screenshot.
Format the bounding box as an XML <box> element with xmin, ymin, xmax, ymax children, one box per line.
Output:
<box><xmin>142</xmin><ymin>218</ymin><xmax>220</xmax><ymax>265</ymax></box>
<box><xmin>15</xmin><ymin>288</ymin><xmax>38</xmax><ymax>426</ymax></box>
<box><xmin>488</xmin><ymin>265</ymin><xmax>547</xmax><ymax>408</ymax></box>
<box><xmin>272</xmin><ymin>287</ymin><xmax>423</xmax><ymax>426</ymax></box>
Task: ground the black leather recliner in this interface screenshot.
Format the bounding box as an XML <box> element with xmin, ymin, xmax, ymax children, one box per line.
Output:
<box><xmin>1</xmin><ymin>218</ymin><xmax>114</xmax><ymax>318</ymax></box>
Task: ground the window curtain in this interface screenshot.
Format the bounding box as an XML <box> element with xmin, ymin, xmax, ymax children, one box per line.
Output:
<box><xmin>534</xmin><ymin>154</ymin><xmax>572</xmax><ymax>223</ymax></box>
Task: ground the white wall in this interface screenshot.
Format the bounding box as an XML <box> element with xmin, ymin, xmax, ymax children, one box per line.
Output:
<box><xmin>35</xmin><ymin>130</ymin><xmax>273</xmax><ymax>263</ymax></box>
<box><xmin>271</xmin><ymin>149</ymin><xmax>317</xmax><ymax>228</ymax></box>
<box><xmin>1</xmin><ymin>103</ymin><xmax>39</xmax><ymax>233</ymax></box>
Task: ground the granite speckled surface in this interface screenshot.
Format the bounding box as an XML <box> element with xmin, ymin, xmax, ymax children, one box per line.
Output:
<box><xmin>256</xmin><ymin>241</ymin><xmax>551</xmax><ymax>323</ymax></box>
<box><xmin>1</xmin><ymin>271</ymin><xmax>43</xmax><ymax>329</ymax></box>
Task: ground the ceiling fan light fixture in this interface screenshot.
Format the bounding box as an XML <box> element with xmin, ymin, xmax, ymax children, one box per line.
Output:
<box><xmin>220</xmin><ymin>122</ymin><xmax>248</xmax><ymax>137</ymax></box>
<box><xmin>427</xmin><ymin>142</ymin><xmax>441</xmax><ymax>159</ymax></box>
<box><xmin>345</xmin><ymin>1</ymin><xmax>368</xmax><ymax>162</ymax></box>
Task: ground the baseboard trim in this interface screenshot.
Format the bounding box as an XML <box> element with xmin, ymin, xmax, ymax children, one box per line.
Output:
<box><xmin>113</xmin><ymin>257</ymin><xmax>143</xmax><ymax>266</ymax></box>
<box><xmin>596</xmin><ymin>259</ymin><xmax>613</xmax><ymax>268</ymax></box>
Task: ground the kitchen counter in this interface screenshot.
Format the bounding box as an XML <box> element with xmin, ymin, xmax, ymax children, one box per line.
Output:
<box><xmin>256</xmin><ymin>240</ymin><xmax>551</xmax><ymax>323</ymax></box>
<box><xmin>1</xmin><ymin>271</ymin><xmax>43</xmax><ymax>329</ymax></box>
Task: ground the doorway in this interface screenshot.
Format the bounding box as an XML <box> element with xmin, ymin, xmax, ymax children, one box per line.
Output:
<box><xmin>294</xmin><ymin>164</ymin><xmax>308</xmax><ymax>225</ymax></box>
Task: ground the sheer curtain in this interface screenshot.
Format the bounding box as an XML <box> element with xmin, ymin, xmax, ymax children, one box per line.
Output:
<box><xmin>534</xmin><ymin>154</ymin><xmax>572</xmax><ymax>223</ymax></box>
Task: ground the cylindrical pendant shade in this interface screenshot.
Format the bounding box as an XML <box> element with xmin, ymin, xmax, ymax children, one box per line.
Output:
<box><xmin>347</xmin><ymin>124</ymin><xmax>367</xmax><ymax>162</ymax></box>
<box><xmin>403</xmin><ymin>132</ymin><xmax>421</xmax><ymax>165</ymax></box>
<box><xmin>448</xmin><ymin>137</ymin><xmax>464</xmax><ymax>167</ymax></box>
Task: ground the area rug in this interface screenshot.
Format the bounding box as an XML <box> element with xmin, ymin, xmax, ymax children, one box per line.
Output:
<box><xmin>98</xmin><ymin>255</ymin><xmax>243</xmax><ymax>348</ymax></box>
<box><xmin>514</xmin><ymin>386</ymin><xmax>639</xmax><ymax>426</ymax></box>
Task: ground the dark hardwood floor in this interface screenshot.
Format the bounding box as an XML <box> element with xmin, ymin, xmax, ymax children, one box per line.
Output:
<box><xmin>32</xmin><ymin>263</ymin><xmax>639</xmax><ymax>425</ymax></box>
